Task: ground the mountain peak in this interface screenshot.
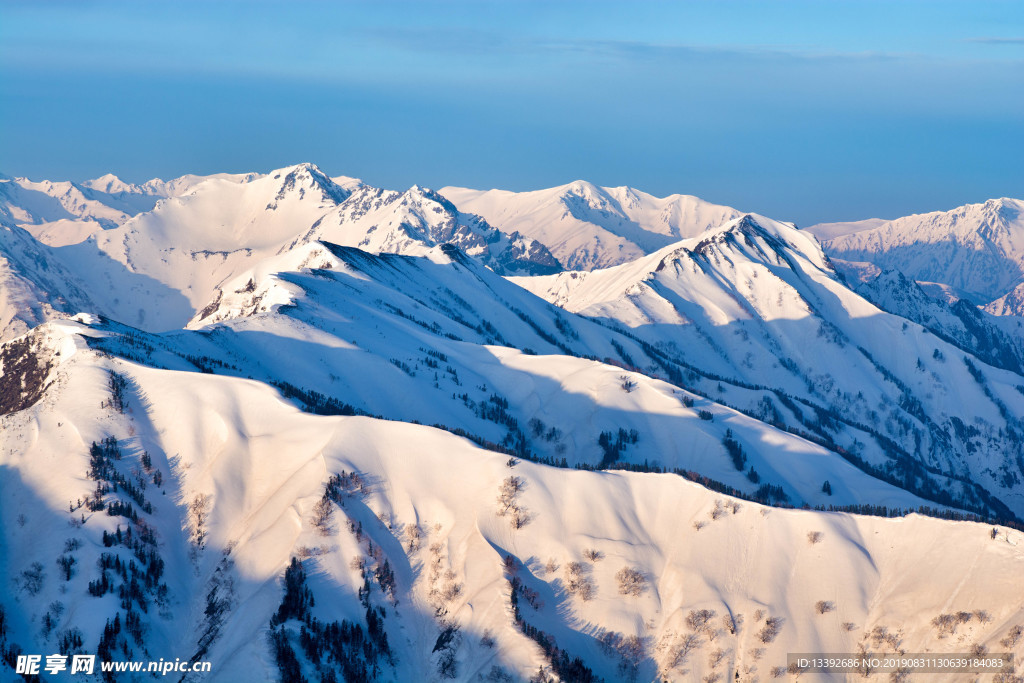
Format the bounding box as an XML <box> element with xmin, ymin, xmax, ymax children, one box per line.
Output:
<box><xmin>269</xmin><ymin>162</ymin><xmax>350</xmax><ymax>206</ymax></box>
<box><xmin>403</xmin><ymin>185</ymin><xmax>458</xmax><ymax>214</ymax></box>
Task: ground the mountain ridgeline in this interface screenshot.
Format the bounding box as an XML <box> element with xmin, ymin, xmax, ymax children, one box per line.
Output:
<box><xmin>1</xmin><ymin>164</ymin><xmax>1023</xmax><ymax>682</ymax></box>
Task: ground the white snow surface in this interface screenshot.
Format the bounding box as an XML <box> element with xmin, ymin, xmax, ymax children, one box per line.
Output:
<box><xmin>1</xmin><ymin>322</ymin><xmax>1022</xmax><ymax>682</ymax></box>
<box><xmin>819</xmin><ymin>198</ymin><xmax>1024</xmax><ymax>308</ymax></box>
<box><xmin>513</xmin><ymin>214</ymin><xmax>1024</xmax><ymax>519</ymax></box>
<box><xmin>2</xmin><ymin>166</ymin><xmax>1024</xmax><ymax>682</ymax></box>
<box><xmin>441</xmin><ymin>181</ymin><xmax>744</xmax><ymax>271</ymax></box>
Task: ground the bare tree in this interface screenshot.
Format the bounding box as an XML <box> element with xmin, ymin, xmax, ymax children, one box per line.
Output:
<box><xmin>565</xmin><ymin>561</ymin><xmax>595</xmax><ymax>601</ymax></box>
<box><xmin>687</xmin><ymin>609</ymin><xmax>717</xmax><ymax>635</ymax></box>
<box><xmin>404</xmin><ymin>523</ymin><xmax>423</xmax><ymax>551</ymax></box>
<box><xmin>758</xmin><ymin>616</ymin><xmax>784</xmax><ymax>643</ymax></box>
<box><xmin>496</xmin><ymin>476</ymin><xmax>528</xmax><ymax>529</ymax></box>
<box><xmin>189</xmin><ymin>493</ymin><xmax>213</xmax><ymax>549</ymax></box>
<box><xmin>311</xmin><ymin>495</ymin><xmax>333</xmax><ymax>535</ymax></box>
<box><xmin>497</xmin><ymin>475</ymin><xmax>524</xmax><ymax>511</ymax></box>
<box><xmin>671</xmin><ymin>633</ymin><xmax>702</xmax><ymax>668</ymax></box>
<box><xmin>1000</xmin><ymin>625</ymin><xmax>1023</xmax><ymax>649</ymax></box>
<box><xmin>722</xmin><ymin>613</ymin><xmax>743</xmax><ymax>635</ymax></box>
<box><xmin>616</xmin><ymin>566</ymin><xmax>647</xmax><ymax>597</ymax></box>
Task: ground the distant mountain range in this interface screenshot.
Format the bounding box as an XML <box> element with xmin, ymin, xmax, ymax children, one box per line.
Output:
<box><xmin>441</xmin><ymin>181</ymin><xmax>743</xmax><ymax>271</ymax></box>
<box><xmin>808</xmin><ymin>198</ymin><xmax>1024</xmax><ymax>315</ymax></box>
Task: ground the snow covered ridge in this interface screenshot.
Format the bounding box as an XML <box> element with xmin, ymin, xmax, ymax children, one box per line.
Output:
<box><xmin>1</xmin><ymin>321</ymin><xmax>1022</xmax><ymax>682</ymax></box>
<box><xmin>0</xmin><ymin>164</ymin><xmax>562</xmax><ymax>334</ymax></box>
<box><xmin>441</xmin><ymin>180</ymin><xmax>744</xmax><ymax>271</ymax></box>
<box><xmin>2</xmin><ymin>165</ymin><xmax>1024</xmax><ymax>680</ymax></box>
<box><xmin>513</xmin><ymin>213</ymin><xmax>1024</xmax><ymax>522</ymax></box>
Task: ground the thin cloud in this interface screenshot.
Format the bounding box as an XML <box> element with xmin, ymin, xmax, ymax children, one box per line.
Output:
<box><xmin>534</xmin><ymin>38</ymin><xmax>908</xmax><ymax>63</ymax></box>
<box><xmin>369</xmin><ymin>28</ymin><xmax>912</xmax><ymax>64</ymax></box>
<box><xmin>964</xmin><ymin>37</ymin><xmax>1024</xmax><ymax>44</ymax></box>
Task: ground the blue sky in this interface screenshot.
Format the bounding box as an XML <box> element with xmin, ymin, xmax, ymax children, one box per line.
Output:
<box><xmin>1</xmin><ymin>0</ymin><xmax>1021</xmax><ymax>225</ymax></box>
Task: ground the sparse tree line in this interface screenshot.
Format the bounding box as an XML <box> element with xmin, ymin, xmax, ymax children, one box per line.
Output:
<box><xmin>58</xmin><ymin>435</ymin><xmax>171</xmax><ymax>681</ymax></box>
<box><xmin>591</xmin><ymin>320</ymin><xmax>1023</xmax><ymax>525</ymax></box>
<box><xmin>597</xmin><ymin>428</ymin><xmax>640</xmax><ymax>468</ymax></box>
<box><xmin>268</xmin><ymin>557</ymin><xmax>392</xmax><ymax>683</ymax></box>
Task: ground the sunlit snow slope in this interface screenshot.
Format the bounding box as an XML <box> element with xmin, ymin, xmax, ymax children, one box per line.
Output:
<box><xmin>2</xmin><ymin>165</ymin><xmax>1024</xmax><ymax>683</ymax></box>
<box><xmin>1</xmin><ymin>322</ymin><xmax>1022</xmax><ymax>683</ymax></box>
<box><xmin>441</xmin><ymin>181</ymin><xmax>743</xmax><ymax>271</ymax></box>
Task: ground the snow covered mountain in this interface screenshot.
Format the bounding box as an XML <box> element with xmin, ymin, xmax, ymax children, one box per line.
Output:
<box><xmin>2</xmin><ymin>320</ymin><xmax>1021</xmax><ymax>683</ymax></box>
<box><xmin>0</xmin><ymin>176</ymin><xmax>160</xmax><ymax>247</ymax></box>
<box><xmin>810</xmin><ymin>198</ymin><xmax>1024</xmax><ymax>312</ymax></box>
<box><xmin>854</xmin><ymin>269</ymin><xmax>1024</xmax><ymax>376</ymax></box>
<box><xmin>988</xmin><ymin>282</ymin><xmax>1024</xmax><ymax>317</ymax></box>
<box><xmin>0</xmin><ymin>164</ymin><xmax>561</xmax><ymax>336</ymax></box>
<box><xmin>293</xmin><ymin>184</ymin><xmax>562</xmax><ymax>276</ymax></box>
<box><xmin>2</xmin><ymin>166</ymin><xmax>1024</xmax><ymax>682</ymax></box>
<box><xmin>0</xmin><ymin>223</ymin><xmax>97</xmax><ymax>340</ymax></box>
<box><xmin>441</xmin><ymin>181</ymin><xmax>743</xmax><ymax>271</ymax></box>
<box><xmin>513</xmin><ymin>214</ymin><xmax>1024</xmax><ymax>519</ymax></box>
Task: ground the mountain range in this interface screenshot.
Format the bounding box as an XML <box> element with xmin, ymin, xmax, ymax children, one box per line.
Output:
<box><xmin>808</xmin><ymin>198</ymin><xmax>1024</xmax><ymax>315</ymax></box>
<box><xmin>1</xmin><ymin>165</ymin><xmax>1022</xmax><ymax>682</ymax></box>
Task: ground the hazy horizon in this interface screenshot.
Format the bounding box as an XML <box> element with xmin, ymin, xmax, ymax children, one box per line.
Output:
<box><xmin>2</xmin><ymin>0</ymin><xmax>1022</xmax><ymax>226</ymax></box>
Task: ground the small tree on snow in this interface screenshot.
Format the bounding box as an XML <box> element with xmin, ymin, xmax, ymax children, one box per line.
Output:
<box><xmin>189</xmin><ymin>493</ymin><xmax>213</xmax><ymax>549</ymax></box>
<box><xmin>496</xmin><ymin>476</ymin><xmax>529</xmax><ymax>529</ymax></box>
<box><xmin>758</xmin><ymin>616</ymin><xmax>784</xmax><ymax>643</ymax></box>
<box><xmin>312</xmin><ymin>495</ymin><xmax>333</xmax><ymax>535</ymax></box>
<box><xmin>497</xmin><ymin>476</ymin><xmax>524</xmax><ymax>515</ymax></box>
<box><xmin>616</xmin><ymin>566</ymin><xmax>647</xmax><ymax>597</ymax></box>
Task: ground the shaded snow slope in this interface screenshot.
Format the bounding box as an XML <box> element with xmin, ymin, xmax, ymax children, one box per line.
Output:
<box><xmin>0</xmin><ymin>222</ymin><xmax>97</xmax><ymax>340</ymax></box>
<box><xmin>130</xmin><ymin>241</ymin><xmax>930</xmax><ymax>512</ymax></box>
<box><xmin>819</xmin><ymin>198</ymin><xmax>1024</xmax><ymax>309</ymax></box>
<box><xmin>1</xmin><ymin>322</ymin><xmax>1022</xmax><ymax>682</ymax></box>
<box><xmin>513</xmin><ymin>214</ymin><xmax>1024</xmax><ymax>519</ymax></box>
<box><xmin>856</xmin><ymin>269</ymin><xmax>1024</xmax><ymax>375</ymax></box>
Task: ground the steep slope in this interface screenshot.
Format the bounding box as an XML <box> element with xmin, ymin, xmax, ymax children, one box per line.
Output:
<box><xmin>128</xmin><ymin>240</ymin><xmax>930</xmax><ymax>513</ymax></box>
<box><xmin>513</xmin><ymin>214</ymin><xmax>1024</xmax><ymax>519</ymax></box>
<box><xmin>1</xmin><ymin>321</ymin><xmax>1022</xmax><ymax>683</ymax></box>
<box><xmin>817</xmin><ymin>198</ymin><xmax>1024</xmax><ymax>308</ymax></box>
<box><xmin>47</xmin><ymin>163</ymin><xmax>352</xmax><ymax>330</ymax></box>
<box><xmin>441</xmin><ymin>181</ymin><xmax>742</xmax><ymax>270</ymax></box>
<box><xmin>856</xmin><ymin>269</ymin><xmax>1024</xmax><ymax>375</ymax></box>
<box><xmin>0</xmin><ymin>222</ymin><xmax>97</xmax><ymax>340</ymax></box>
<box><xmin>294</xmin><ymin>185</ymin><xmax>562</xmax><ymax>276</ymax></box>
